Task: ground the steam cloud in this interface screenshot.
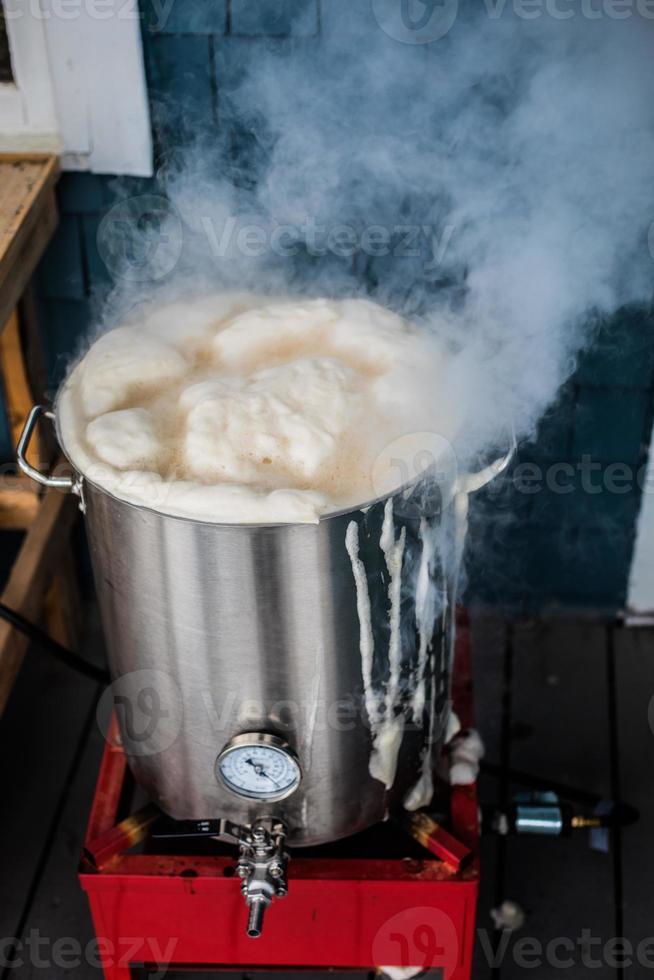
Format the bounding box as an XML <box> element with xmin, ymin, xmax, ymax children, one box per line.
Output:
<box><xmin>100</xmin><ymin>1</ymin><xmax>654</xmax><ymax>471</ymax></box>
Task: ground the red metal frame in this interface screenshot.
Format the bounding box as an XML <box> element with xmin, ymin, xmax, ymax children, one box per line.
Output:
<box><xmin>79</xmin><ymin>614</ymin><xmax>479</xmax><ymax>980</ymax></box>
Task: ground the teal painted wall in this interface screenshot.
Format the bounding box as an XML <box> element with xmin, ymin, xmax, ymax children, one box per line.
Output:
<box><xmin>3</xmin><ymin>0</ymin><xmax>652</xmax><ymax>614</ymax></box>
<box><xmin>468</xmin><ymin>310</ymin><xmax>654</xmax><ymax>611</ymax></box>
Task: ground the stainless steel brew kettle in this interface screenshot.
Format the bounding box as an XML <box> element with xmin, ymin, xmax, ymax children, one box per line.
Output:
<box><xmin>18</xmin><ymin>405</ymin><xmax>511</xmax><ymax>850</ymax></box>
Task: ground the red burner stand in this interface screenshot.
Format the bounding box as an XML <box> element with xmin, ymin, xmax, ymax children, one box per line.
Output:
<box><xmin>80</xmin><ymin>616</ymin><xmax>479</xmax><ymax>980</ymax></box>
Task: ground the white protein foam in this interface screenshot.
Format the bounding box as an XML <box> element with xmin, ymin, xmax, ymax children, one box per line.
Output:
<box><xmin>57</xmin><ymin>294</ymin><xmax>460</xmax><ymax>523</ymax></box>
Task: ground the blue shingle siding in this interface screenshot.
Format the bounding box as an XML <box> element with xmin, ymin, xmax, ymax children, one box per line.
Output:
<box><xmin>230</xmin><ymin>0</ymin><xmax>319</xmax><ymax>37</ymax></box>
<box><xmin>572</xmin><ymin>387</ymin><xmax>650</xmax><ymax>465</ymax></box>
<box><xmin>528</xmin><ymin>473</ymin><xmax>641</xmax><ymax>530</ymax></box>
<box><xmin>467</xmin><ymin>511</ymin><xmax>637</xmax><ymax>613</ymax></box>
<box><xmin>467</xmin><ymin>352</ymin><xmax>654</xmax><ymax>611</ymax></box>
<box><xmin>520</xmin><ymin>523</ymin><xmax>633</xmax><ymax>608</ymax></box>
<box><xmin>80</xmin><ymin>214</ymin><xmax>113</xmax><ymax>292</ymax></box>
<box><xmin>146</xmin><ymin>34</ymin><xmax>217</xmax><ymax>145</ymax></box>
<box><xmin>213</xmin><ymin>36</ymin><xmax>290</xmax><ymax>98</ymax></box>
<box><xmin>574</xmin><ymin>308</ymin><xmax>654</xmax><ymax>389</ymax></box>
<box><xmin>36</xmin><ymin>215</ymin><xmax>85</xmax><ymax>302</ymax></box>
<box><xmin>56</xmin><ymin>173</ymin><xmax>116</xmax><ymax>215</ymax></box>
<box><xmin>142</xmin><ymin>0</ymin><xmax>228</xmax><ymax>35</ymax></box>
<box><xmin>39</xmin><ymin>297</ymin><xmax>94</xmax><ymax>389</ymax></box>
<box><xmin>13</xmin><ymin>2</ymin><xmax>653</xmax><ymax>614</ymax></box>
<box><xmin>522</xmin><ymin>384</ymin><xmax>575</xmax><ymax>461</ymax></box>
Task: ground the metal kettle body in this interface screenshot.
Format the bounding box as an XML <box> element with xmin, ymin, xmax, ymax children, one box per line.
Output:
<box><xmin>17</xmin><ymin>404</ymin><xmax>511</xmax><ymax>847</ymax></box>
<box><xmin>81</xmin><ymin>478</ymin><xmax>455</xmax><ymax>846</ymax></box>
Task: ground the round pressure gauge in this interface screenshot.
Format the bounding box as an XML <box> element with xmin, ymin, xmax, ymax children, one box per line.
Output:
<box><xmin>216</xmin><ymin>733</ymin><xmax>302</xmax><ymax>802</ymax></box>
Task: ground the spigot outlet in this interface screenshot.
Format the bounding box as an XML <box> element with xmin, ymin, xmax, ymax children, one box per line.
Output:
<box><xmin>214</xmin><ymin>818</ymin><xmax>289</xmax><ymax>937</ymax></box>
<box><xmin>247</xmin><ymin>899</ymin><xmax>267</xmax><ymax>939</ymax></box>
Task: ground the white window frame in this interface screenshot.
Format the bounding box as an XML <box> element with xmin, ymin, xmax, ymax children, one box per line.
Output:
<box><xmin>0</xmin><ymin>4</ymin><xmax>58</xmax><ymax>140</ymax></box>
<box><xmin>0</xmin><ymin>0</ymin><xmax>152</xmax><ymax>176</ymax></box>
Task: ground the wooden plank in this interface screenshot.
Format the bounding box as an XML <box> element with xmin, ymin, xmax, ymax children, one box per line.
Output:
<box><xmin>0</xmin><ymin>152</ymin><xmax>59</xmax><ymax>335</ymax></box>
<box><xmin>0</xmin><ymin>306</ymin><xmax>45</xmax><ymax>530</ymax></box>
<box><xmin>499</xmin><ymin>621</ymin><xmax>616</xmax><ymax>980</ymax></box>
<box><xmin>0</xmin><ymin>308</ymin><xmax>42</xmax><ymax>461</ymax></box>
<box><xmin>17</xmin><ymin>282</ymin><xmax>56</xmax><ymax>463</ymax></box>
<box><xmin>0</xmin><ymin>487</ymin><xmax>78</xmax><ymax>717</ymax></box>
<box><xmin>45</xmin><ymin>549</ymin><xmax>84</xmax><ymax>651</ymax></box>
<box><xmin>3</xmin><ymin>711</ymin><xmax>106</xmax><ymax>980</ymax></box>
<box><xmin>0</xmin><ymin>604</ymin><xmax>104</xmax><ymax>970</ymax></box>
<box><xmin>614</xmin><ymin>626</ymin><xmax>654</xmax><ymax>979</ymax></box>
<box><xmin>470</xmin><ymin>613</ymin><xmax>507</xmax><ymax>764</ymax></box>
<box><xmin>470</xmin><ymin>613</ymin><xmax>509</xmax><ymax>979</ymax></box>
<box><xmin>0</xmin><ymin>152</ymin><xmax>60</xmax><ymax>164</ymax></box>
<box><xmin>0</xmin><ymin>154</ymin><xmax>59</xmax><ymax>280</ymax></box>
<box><xmin>0</xmin><ymin>187</ymin><xmax>58</xmax><ymax>333</ymax></box>
<box><xmin>0</xmin><ymin>483</ymin><xmax>40</xmax><ymax>529</ymax></box>
<box><xmin>509</xmin><ymin>621</ymin><xmax>611</xmax><ymax>789</ymax></box>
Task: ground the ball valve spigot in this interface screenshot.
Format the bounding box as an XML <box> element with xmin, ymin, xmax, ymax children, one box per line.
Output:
<box><xmin>222</xmin><ymin>818</ymin><xmax>289</xmax><ymax>937</ymax></box>
<box><xmin>152</xmin><ymin>815</ymin><xmax>290</xmax><ymax>938</ymax></box>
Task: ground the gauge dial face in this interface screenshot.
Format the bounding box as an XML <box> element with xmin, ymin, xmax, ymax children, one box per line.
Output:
<box><xmin>217</xmin><ymin>734</ymin><xmax>301</xmax><ymax>801</ymax></box>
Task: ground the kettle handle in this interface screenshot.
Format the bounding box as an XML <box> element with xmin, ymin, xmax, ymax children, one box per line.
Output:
<box><xmin>455</xmin><ymin>427</ymin><xmax>517</xmax><ymax>495</ymax></box>
<box><xmin>16</xmin><ymin>405</ymin><xmax>75</xmax><ymax>491</ymax></box>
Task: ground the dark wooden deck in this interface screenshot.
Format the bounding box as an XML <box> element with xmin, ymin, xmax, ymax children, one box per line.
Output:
<box><xmin>0</xmin><ymin>608</ymin><xmax>651</xmax><ymax>979</ymax></box>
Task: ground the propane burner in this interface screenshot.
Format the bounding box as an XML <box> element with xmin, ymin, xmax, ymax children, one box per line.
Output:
<box><xmin>153</xmin><ymin>815</ymin><xmax>289</xmax><ymax>937</ymax></box>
